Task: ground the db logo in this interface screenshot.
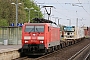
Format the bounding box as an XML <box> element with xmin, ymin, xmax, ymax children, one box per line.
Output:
<box><xmin>33</xmin><ymin>34</ymin><xmax>36</xmax><ymax>36</ymax></box>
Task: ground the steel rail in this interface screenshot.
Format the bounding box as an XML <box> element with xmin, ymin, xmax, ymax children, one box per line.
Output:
<box><xmin>68</xmin><ymin>43</ymin><xmax>90</xmax><ymax>60</ymax></box>
<box><xmin>84</xmin><ymin>52</ymin><xmax>90</xmax><ymax>60</ymax></box>
<box><xmin>12</xmin><ymin>57</ymin><xmax>28</xmax><ymax>60</ymax></box>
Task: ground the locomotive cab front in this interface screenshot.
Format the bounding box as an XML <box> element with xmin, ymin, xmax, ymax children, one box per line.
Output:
<box><xmin>21</xmin><ymin>23</ymin><xmax>47</xmax><ymax>55</ymax></box>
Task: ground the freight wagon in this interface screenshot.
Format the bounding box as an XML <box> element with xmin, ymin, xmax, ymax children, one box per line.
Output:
<box><xmin>63</xmin><ymin>26</ymin><xmax>85</xmax><ymax>40</ymax></box>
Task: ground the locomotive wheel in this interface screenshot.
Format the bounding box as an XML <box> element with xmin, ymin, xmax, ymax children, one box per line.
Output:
<box><xmin>45</xmin><ymin>48</ymin><xmax>48</xmax><ymax>54</ymax></box>
<box><xmin>51</xmin><ymin>47</ymin><xmax>53</xmax><ymax>52</ymax></box>
<box><xmin>57</xmin><ymin>45</ymin><xmax>60</xmax><ymax>50</ymax></box>
<box><xmin>52</xmin><ymin>46</ymin><xmax>54</xmax><ymax>52</ymax></box>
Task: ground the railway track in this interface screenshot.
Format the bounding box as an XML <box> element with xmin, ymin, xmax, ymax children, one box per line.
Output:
<box><xmin>35</xmin><ymin>42</ymin><xmax>90</xmax><ymax>60</ymax></box>
<box><xmin>34</xmin><ymin>41</ymin><xmax>90</xmax><ymax>60</ymax></box>
<box><xmin>35</xmin><ymin>38</ymin><xmax>90</xmax><ymax>60</ymax></box>
<box><xmin>68</xmin><ymin>43</ymin><xmax>90</xmax><ymax>60</ymax></box>
<box><xmin>12</xmin><ymin>50</ymin><xmax>61</xmax><ymax>60</ymax></box>
<box><xmin>13</xmin><ymin>38</ymin><xmax>90</xmax><ymax>60</ymax></box>
<box><xmin>85</xmin><ymin>52</ymin><xmax>90</xmax><ymax>60</ymax></box>
<box><xmin>12</xmin><ymin>57</ymin><xmax>28</xmax><ymax>60</ymax></box>
<box><xmin>35</xmin><ymin>50</ymin><xmax>62</xmax><ymax>60</ymax></box>
<box><xmin>12</xmin><ymin>56</ymin><xmax>35</xmax><ymax>60</ymax></box>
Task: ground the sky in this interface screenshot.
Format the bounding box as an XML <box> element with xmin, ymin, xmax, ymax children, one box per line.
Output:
<box><xmin>33</xmin><ymin>0</ymin><xmax>90</xmax><ymax>27</ymax></box>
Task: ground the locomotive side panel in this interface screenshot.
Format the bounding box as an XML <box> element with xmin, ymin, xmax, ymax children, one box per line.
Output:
<box><xmin>47</xmin><ymin>27</ymin><xmax>60</xmax><ymax>48</ymax></box>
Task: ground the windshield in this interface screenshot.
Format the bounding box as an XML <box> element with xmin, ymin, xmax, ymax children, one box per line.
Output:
<box><xmin>25</xmin><ymin>25</ymin><xmax>44</xmax><ymax>32</ymax></box>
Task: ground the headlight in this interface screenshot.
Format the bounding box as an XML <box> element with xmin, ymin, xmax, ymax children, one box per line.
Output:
<box><xmin>24</xmin><ymin>36</ymin><xmax>31</xmax><ymax>40</ymax></box>
<box><xmin>40</xmin><ymin>41</ymin><xmax>44</xmax><ymax>43</ymax></box>
<box><xmin>25</xmin><ymin>41</ymin><xmax>28</xmax><ymax>43</ymax></box>
<box><xmin>37</xmin><ymin>36</ymin><xmax>44</xmax><ymax>40</ymax></box>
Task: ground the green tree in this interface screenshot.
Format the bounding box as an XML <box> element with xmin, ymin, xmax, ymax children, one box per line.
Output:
<box><xmin>23</xmin><ymin>0</ymin><xmax>43</xmax><ymax>22</ymax></box>
<box><xmin>0</xmin><ymin>0</ymin><xmax>43</xmax><ymax>26</ymax></box>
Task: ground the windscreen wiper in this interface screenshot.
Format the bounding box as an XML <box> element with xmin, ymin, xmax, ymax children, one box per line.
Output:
<box><xmin>36</xmin><ymin>28</ymin><xmax>40</xmax><ymax>34</ymax></box>
<box><xmin>28</xmin><ymin>28</ymin><xmax>34</xmax><ymax>34</ymax></box>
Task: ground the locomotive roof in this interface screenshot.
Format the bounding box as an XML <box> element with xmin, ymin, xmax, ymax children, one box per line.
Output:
<box><xmin>33</xmin><ymin>18</ymin><xmax>57</xmax><ymax>25</ymax></box>
<box><xmin>24</xmin><ymin>18</ymin><xmax>59</xmax><ymax>28</ymax></box>
<box><xmin>24</xmin><ymin>23</ymin><xmax>59</xmax><ymax>28</ymax></box>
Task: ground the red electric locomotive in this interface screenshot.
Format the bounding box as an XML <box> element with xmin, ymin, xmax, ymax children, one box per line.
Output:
<box><xmin>20</xmin><ymin>18</ymin><xmax>60</xmax><ymax>55</ymax></box>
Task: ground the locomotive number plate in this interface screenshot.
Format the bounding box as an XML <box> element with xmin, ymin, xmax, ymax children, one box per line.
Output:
<box><xmin>32</xmin><ymin>37</ymin><xmax>36</xmax><ymax>39</ymax></box>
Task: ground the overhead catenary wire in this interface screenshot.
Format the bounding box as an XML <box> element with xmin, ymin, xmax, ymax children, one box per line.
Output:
<box><xmin>53</xmin><ymin>8</ymin><xmax>80</xmax><ymax>20</ymax></box>
<box><xmin>55</xmin><ymin>0</ymin><xmax>70</xmax><ymax>13</ymax></box>
<box><xmin>39</xmin><ymin>3</ymin><xmax>90</xmax><ymax>4</ymax></box>
<box><xmin>53</xmin><ymin>0</ymin><xmax>82</xmax><ymax>19</ymax></box>
<box><xmin>35</xmin><ymin>0</ymin><xmax>89</xmax><ymax>18</ymax></box>
<box><xmin>53</xmin><ymin>9</ymin><xmax>70</xmax><ymax>18</ymax></box>
<box><xmin>35</xmin><ymin>0</ymin><xmax>72</xmax><ymax>19</ymax></box>
<box><xmin>78</xmin><ymin>0</ymin><xmax>90</xmax><ymax>16</ymax></box>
